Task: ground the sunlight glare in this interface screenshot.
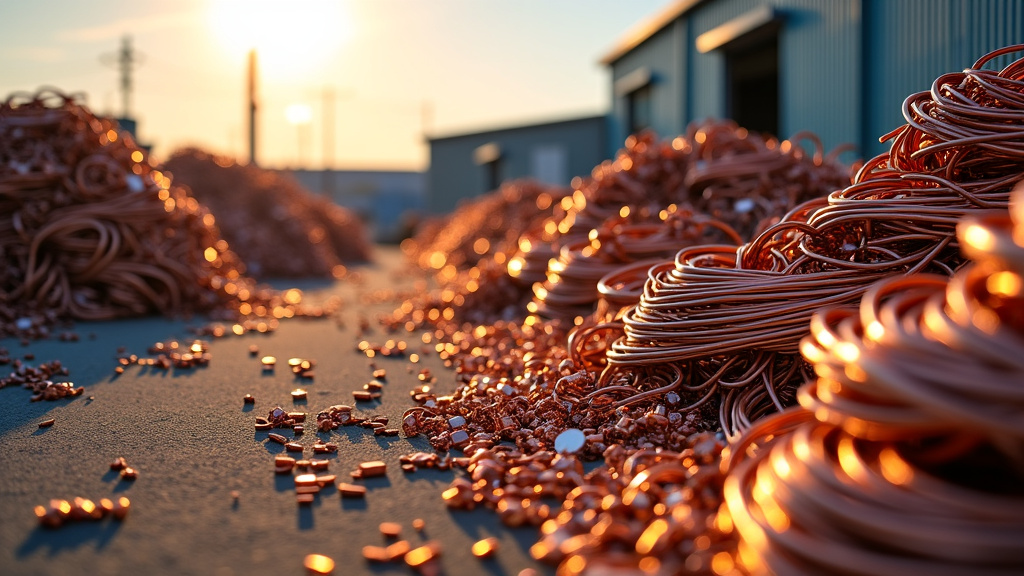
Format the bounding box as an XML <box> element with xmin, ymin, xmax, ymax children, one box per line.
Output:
<box><xmin>208</xmin><ymin>0</ymin><xmax>352</xmax><ymax>77</ymax></box>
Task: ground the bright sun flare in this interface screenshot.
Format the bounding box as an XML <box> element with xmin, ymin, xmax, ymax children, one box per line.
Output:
<box><xmin>208</xmin><ymin>0</ymin><xmax>352</xmax><ymax>77</ymax></box>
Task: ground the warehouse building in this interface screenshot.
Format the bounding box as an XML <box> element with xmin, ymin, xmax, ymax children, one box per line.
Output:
<box><xmin>427</xmin><ymin>0</ymin><xmax>1021</xmax><ymax>212</ymax></box>
<box><xmin>603</xmin><ymin>0</ymin><xmax>1023</xmax><ymax>160</ymax></box>
<box><xmin>426</xmin><ymin>115</ymin><xmax>605</xmax><ymax>213</ymax></box>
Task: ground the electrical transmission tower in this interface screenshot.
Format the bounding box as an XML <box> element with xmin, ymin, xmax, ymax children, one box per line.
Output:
<box><xmin>100</xmin><ymin>36</ymin><xmax>144</xmax><ymax>118</ymax></box>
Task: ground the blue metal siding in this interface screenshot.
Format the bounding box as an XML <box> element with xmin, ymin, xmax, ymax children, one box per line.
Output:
<box><xmin>607</xmin><ymin>0</ymin><xmax>1018</xmax><ymax>165</ymax></box>
<box><xmin>609</xmin><ymin>23</ymin><xmax>688</xmax><ymax>151</ymax></box>
<box><xmin>689</xmin><ymin>0</ymin><xmax>861</xmax><ymax>156</ymax></box>
<box><xmin>863</xmin><ymin>0</ymin><xmax>1024</xmax><ymax>158</ymax></box>
<box><xmin>427</xmin><ymin>117</ymin><xmax>607</xmax><ymax>213</ymax></box>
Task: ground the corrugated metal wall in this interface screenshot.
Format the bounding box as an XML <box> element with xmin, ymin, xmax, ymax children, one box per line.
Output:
<box><xmin>689</xmin><ymin>0</ymin><xmax>861</xmax><ymax>157</ymax></box>
<box><xmin>863</xmin><ymin>0</ymin><xmax>1024</xmax><ymax>158</ymax></box>
<box><xmin>608</xmin><ymin>24</ymin><xmax>688</xmax><ymax>152</ymax></box>
<box><xmin>609</xmin><ymin>0</ymin><xmax>1020</xmax><ymax>162</ymax></box>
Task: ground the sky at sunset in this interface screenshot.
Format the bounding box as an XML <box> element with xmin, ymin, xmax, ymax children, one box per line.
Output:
<box><xmin>0</xmin><ymin>0</ymin><xmax>668</xmax><ymax>170</ymax></box>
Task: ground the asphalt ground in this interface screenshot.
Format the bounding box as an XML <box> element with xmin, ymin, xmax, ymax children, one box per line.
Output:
<box><xmin>0</xmin><ymin>247</ymin><xmax>551</xmax><ymax>576</ymax></box>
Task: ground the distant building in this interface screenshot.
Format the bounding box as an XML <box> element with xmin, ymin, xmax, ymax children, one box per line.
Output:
<box><xmin>425</xmin><ymin>0</ymin><xmax>1019</xmax><ymax>214</ymax></box>
<box><xmin>426</xmin><ymin>115</ymin><xmax>606</xmax><ymax>214</ymax></box>
<box><xmin>285</xmin><ymin>169</ymin><xmax>425</xmax><ymax>243</ymax></box>
<box><xmin>602</xmin><ymin>0</ymin><xmax>1023</xmax><ymax>160</ymax></box>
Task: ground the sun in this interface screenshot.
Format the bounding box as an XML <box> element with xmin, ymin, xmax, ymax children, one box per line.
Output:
<box><xmin>207</xmin><ymin>0</ymin><xmax>352</xmax><ymax>78</ymax></box>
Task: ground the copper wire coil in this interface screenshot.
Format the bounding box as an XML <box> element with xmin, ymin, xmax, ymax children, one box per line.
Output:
<box><xmin>724</xmin><ymin>416</ymin><xmax>1024</xmax><ymax>576</ymax></box>
<box><xmin>722</xmin><ymin>194</ymin><xmax>1024</xmax><ymax>575</ymax></box>
<box><xmin>533</xmin><ymin>211</ymin><xmax>745</xmax><ymax>320</ymax></box>
<box><xmin>596</xmin><ymin>258</ymin><xmax>671</xmax><ymax>309</ymax></box>
<box><xmin>885</xmin><ymin>44</ymin><xmax>1024</xmax><ymax>180</ymax></box>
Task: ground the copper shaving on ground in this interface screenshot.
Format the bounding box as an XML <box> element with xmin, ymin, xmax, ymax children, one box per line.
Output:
<box><xmin>35</xmin><ymin>496</ymin><xmax>130</xmax><ymax>528</ymax></box>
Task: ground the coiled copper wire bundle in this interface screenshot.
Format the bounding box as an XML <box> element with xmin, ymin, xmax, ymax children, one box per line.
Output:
<box><xmin>531</xmin><ymin>208</ymin><xmax>742</xmax><ymax>320</ymax></box>
<box><xmin>0</xmin><ymin>89</ymin><xmax>283</xmax><ymax>337</ymax></box>
<box><xmin>597</xmin><ymin>47</ymin><xmax>1024</xmax><ymax>437</ymax></box>
<box><xmin>885</xmin><ymin>44</ymin><xmax>1024</xmax><ymax>182</ymax></box>
<box><xmin>721</xmin><ymin>185</ymin><xmax>1024</xmax><ymax>575</ymax></box>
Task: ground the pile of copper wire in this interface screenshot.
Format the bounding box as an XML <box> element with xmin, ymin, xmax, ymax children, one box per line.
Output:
<box><xmin>597</xmin><ymin>46</ymin><xmax>1024</xmax><ymax>438</ymax></box>
<box><xmin>0</xmin><ymin>89</ymin><xmax>258</xmax><ymax>337</ymax></box>
<box><xmin>162</xmin><ymin>148</ymin><xmax>370</xmax><ymax>279</ymax></box>
<box><xmin>551</xmin><ymin>123</ymin><xmax>853</xmax><ymax>247</ymax></box>
<box><xmin>395</xmin><ymin>180</ymin><xmax>570</xmax><ymax>326</ymax></box>
<box><xmin>0</xmin><ymin>89</ymin><xmax>336</xmax><ymax>340</ymax></box>
<box><xmin>520</xmin><ymin>123</ymin><xmax>853</xmax><ymax>321</ymax></box>
<box><xmin>721</xmin><ymin>187</ymin><xmax>1024</xmax><ymax>575</ymax></box>
<box><xmin>397</xmin><ymin>121</ymin><xmax>852</xmax><ymax>330</ymax></box>
<box><xmin>405</xmin><ymin>179</ymin><xmax>569</xmax><ymax>273</ymax></box>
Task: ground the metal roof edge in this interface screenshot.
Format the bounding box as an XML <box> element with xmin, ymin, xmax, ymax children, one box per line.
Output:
<box><xmin>426</xmin><ymin>113</ymin><xmax>607</xmax><ymax>143</ymax></box>
<box><xmin>599</xmin><ymin>0</ymin><xmax>705</xmax><ymax>65</ymax></box>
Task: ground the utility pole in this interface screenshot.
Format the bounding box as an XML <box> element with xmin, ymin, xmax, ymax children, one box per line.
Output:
<box><xmin>322</xmin><ymin>86</ymin><xmax>335</xmax><ymax>171</ymax></box>
<box><xmin>100</xmin><ymin>36</ymin><xmax>143</xmax><ymax>119</ymax></box>
<box><xmin>248</xmin><ymin>49</ymin><xmax>258</xmax><ymax>166</ymax></box>
<box><xmin>321</xmin><ymin>86</ymin><xmax>335</xmax><ymax>196</ymax></box>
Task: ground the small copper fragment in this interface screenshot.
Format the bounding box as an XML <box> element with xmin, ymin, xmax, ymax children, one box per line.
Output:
<box><xmin>38</xmin><ymin>418</ymin><xmax>55</xmax><ymax>428</ymax></box>
<box><xmin>359</xmin><ymin>461</ymin><xmax>387</xmax><ymax>477</ymax></box>
<box><xmin>313</xmin><ymin>442</ymin><xmax>338</xmax><ymax>453</ymax></box>
<box><xmin>291</xmin><ymin>389</ymin><xmax>307</xmax><ymax>401</ymax></box>
<box><xmin>379</xmin><ymin>522</ymin><xmax>402</xmax><ymax>538</ymax></box>
<box><xmin>386</xmin><ymin>541</ymin><xmax>411</xmax><ymax>561</ymax></box>
<box><xmin>362</xmin><ymin>545</ymin><xmax>390</xmax><ymax>563</ymax></box>
<box><xmin>261</xmin><ymin>355</ymin><xmax>276</xmax><ymax>368</ymax></box>
<box><xmin>268</xmin><ymin>433</ymin><xmax>287</xmax><ymax>444</ymax></box>
<box><xmin>352</xmin><ymin>391</ymin><xmax>374</xmax><ymax>402</ymax></box>
<box><xmin>275</xmin><ymin>455</ymin><xmax>296</xmax><ymax>469</ymax></box>
<box><xmin>295</xmin><ymin>473</ymin><xmax>318</xmax><ymax>486</ymax></box>
<box><xmin>243</xmin><ymin>394</ymin><xmax>255</xmax><ymax>404</ymax></box>
<box><xmin>288</xmin><ymin>411</ymin><xmax>307</xmax><ymax>421</ymax></box>
<box><xmin>112</xmin><ymin>496</ymin><xmax>130</xmax><ymax>519</ymax></box>
<box><xmin>231</xmin><ymin>490</ymin><xmax>240</xmax><ymax>502</ymax></box>
<box><xmin>295</xmin><ymin>485</ymin><xmax>320</xmax><ymax>495</ymax></box>
<box><xmin>338</xmin><ymin>483</ymin><xmax>367</xmax><ymax>498</ymax></box>
<box><xmin>296</xmin><ymin>493</ymin><xmax>315</xmax><ymax>505</ymax></box>
<box><xmin>471</xmin><ymin>537</ymin><xmax>499</xmax><ymax>558</ymax></box>
<box><xmin>120</xmin><ymin>467</ymin><xmax>138</xmax><ymax>480</ymax></box>
<box><xmin>285</xmin><ymin>442</ymin><xmax>304</xmax><ymax>453</ymax></box>
<box><xmin>405</xmin><ymin>541</ymin><xmax>442</xmax><ymax>568</ymax></box>
<box><xmin>372</xmin><ymin>368</ymin><xmax>386</xmax><ymax>380</ymax></box>
<box><xmin>293</xmin><ymin>424</ymin><xmax>304</xmax><ymax>435</ymax></box>
<box><xmin>310</xmin><ymin>459</ymin><xmax>329</xmax><ymax>471</ymax></box>
<box><xmin>248</xmin><ymin>344</ymin><xmax>259</xmax><ymax>357</ymax></box>
<box><xmin>412</xmin><ymin>518</ymin><xmax>425</xmax><ymax>532</ymax></box>
<box><xmin>304</xmin><ymin>553</ymin><xmax>335</xmax><ymax>575</ymax></box>
<box><xmin>315</xmin><ymin>474</ymin><xmax>336</xmax><ymax>487</ymax></box>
